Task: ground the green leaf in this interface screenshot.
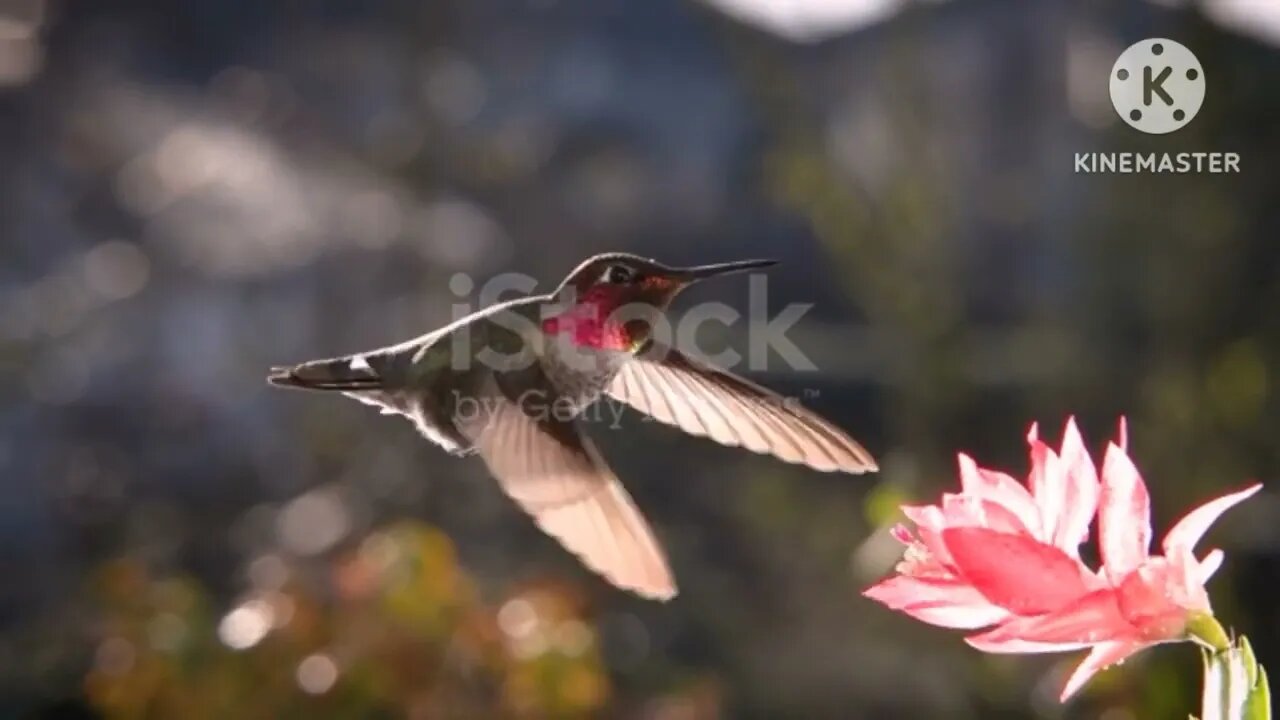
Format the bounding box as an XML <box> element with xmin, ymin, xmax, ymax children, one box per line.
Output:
<box><xmin>1201</xmin><ymin>633</ymin><xmax>1272</xmax><ymax>720</ymax></box>
<box><xmin>1241</xmin><ymin>636</ymin><xmax>1259</xmax><ymax>687</ymax></box>
<box><xmin>1243</xmin><ymin>665</ymin><xmax>1270</xmax><ymax>720</ymax></box>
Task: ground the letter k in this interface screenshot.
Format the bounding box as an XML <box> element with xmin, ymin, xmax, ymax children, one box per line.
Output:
<box><xmin>1144</xmin><ymin>66</ymin><xmax>1173</xmax><ymax>106</ymax></box>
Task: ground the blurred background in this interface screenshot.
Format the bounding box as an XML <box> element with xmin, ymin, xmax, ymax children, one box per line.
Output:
<box><xmin>2</xmin><ymin>0</ymin><xmax>1279</xmax><ymax>717</ymax></box>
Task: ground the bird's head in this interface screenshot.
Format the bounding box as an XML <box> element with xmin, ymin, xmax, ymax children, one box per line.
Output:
<box><xmin>554</xmin><ymin>253</ymin><xmax>776</xmax><ymax>308</ymax></box>
<box><xmin>545</xmin><ymin>253</ymin><xmax>776</xmax><ymax>351</ymax></box>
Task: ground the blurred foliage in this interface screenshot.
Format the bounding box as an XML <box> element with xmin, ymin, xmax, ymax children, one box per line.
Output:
<box><xmin>83</xmin><ymin>522</ymin><xmax>612</xmax><ymax>720</ymax></box>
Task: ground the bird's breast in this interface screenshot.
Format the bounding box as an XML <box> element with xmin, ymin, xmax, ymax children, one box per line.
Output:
<box><xmin>539</xmin><ymin>340</ymin><xmax>631</xmax><ymax>413</ymax></box>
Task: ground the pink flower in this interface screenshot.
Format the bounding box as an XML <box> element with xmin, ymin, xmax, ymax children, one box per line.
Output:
<box><xmin>864</xmin><ymin>418</ymin><xmax>1261</xmax><ymax>700</ymax></box>
<box><xmin>864</xmin><ymin>419</ymin><xmax>1104</xmax><ymax>630</ymax></box>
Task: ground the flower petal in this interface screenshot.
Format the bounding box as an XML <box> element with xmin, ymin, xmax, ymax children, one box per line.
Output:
<box><xmin>1053</xmin><ymin>418</ymin><xmax>1100</xmax><ymax>555</ymax></box>
<box><xmin>1167</xmin><ymin>547</ymin><xmax>1212</xmax><ymax>612</ymax></box>
<box><xmin>939</xmin><ymin>493</ymin><xmax>984</xmax><ymax>526</ymax></box>
<box><xmin>902</xmin><ymin>504</ymin><xmax>954</xmax><ymax>568</ymax></box>
<box><xmin>1060</xmin><ymin>641</ymin><xmax>1141</xmax><ymax>701</ymax></box>
<box><xmin>900</xmin><ymin>504</ymin><xmax>942</xmax><ymax>530</ymax></box>
<box><xmin>1161</xmin><ymin>483</ymin><xmax>1262</xmax><ymax>556</ymax></box>
<box><xmin>890</xmin><ymin>523</ymin><xmax>915</xmax><ymax>545</ymax></box>
<box><xmin>863</xmin><ymin>575</ymin><xmax>1010</xmax><ymax>629</ymax></box>
<box><xmin>1197</xmin><ymin>549</ymin><xmax>1224</xmax><ymax>584</ymax></box>
<box><xmin>1099</xmin><ymin>442</ymin><xmax>1152</xmax><ymax>583</ymax></box>
<box><xmin>965</xmin><ymin>634</ymin><xmax>1093</xmax><ymax>654</ymax></box>
<box><xmin>968</xmin><ymin>588</ymin><xmax>1134</xmax><ymax>647</ymax></box>
<box><xmin>1114</xmin><ymin>558</ymin><xmax>1203</xmax><ymax>641</ymax></box>
<box><xmin>957</xmin><ymin>453</ymin><xmax>1041</xmax><ymax>534</ymax></box>
<box><xmin>1027</xmin><ymin>425</ymin><xmax>1065</xmax><ymax>543</ymax></box>
<box><xmin>942</xmin><ymin>494</ymin><xmax>1031</xmax><ymax>537</ymax></box>
<box><xmin>898</xmin><ymin>600</ymin><xmax>1009</xmax><ymax>629</ymax></box>
<box><xmin>862</xmin><ymin>575</ymin><xmax>958</xmax><ymax>610</ymax></box>
<box><xmin>942</xmin><ymin>527</ymin><xmax>1092</xmax><ymax>615</ymax></box>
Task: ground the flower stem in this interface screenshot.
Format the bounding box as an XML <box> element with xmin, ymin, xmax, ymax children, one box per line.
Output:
<box><xmin>1188</xmin><ymin>612</ymin><xmax>1232</xmax><ymax>653</ymax></box>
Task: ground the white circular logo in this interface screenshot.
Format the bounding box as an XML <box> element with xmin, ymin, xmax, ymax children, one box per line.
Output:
<box><xmin>1109</xmin><ymin>38</ymin><xmax>1205</xmax><ymax>134</ymax></box>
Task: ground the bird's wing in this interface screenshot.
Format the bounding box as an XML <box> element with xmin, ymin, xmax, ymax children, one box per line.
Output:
<box><xmin>457</xmin><ymin>374</ymin><xmax>676</xmax><ymax>600</ymax></box>
<box><xmin>605</xmin><ymin>342</ymin><xmax>877</xmax><ymax>474</ymax></box>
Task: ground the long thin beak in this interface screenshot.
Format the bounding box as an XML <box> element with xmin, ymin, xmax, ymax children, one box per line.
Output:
<box><xmin>674</xmin><ymin>258</ymin><xmax>777</xmax><ymax>282</ymax></box>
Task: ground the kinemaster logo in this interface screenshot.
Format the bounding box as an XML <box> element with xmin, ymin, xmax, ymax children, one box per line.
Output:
<box><xmin>1075</xmin><ymin>38</ymin><xmax>1240</xmax><ymax>175</ymax></box>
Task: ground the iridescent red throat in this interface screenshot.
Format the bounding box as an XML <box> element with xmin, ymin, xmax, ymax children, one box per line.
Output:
<box><xmin>541</xmin><ymin>285</ymin><xmax>637</xmax><ymax>351</ymax></box>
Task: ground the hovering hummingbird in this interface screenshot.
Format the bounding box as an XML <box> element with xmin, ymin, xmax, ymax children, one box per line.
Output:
<box><xmin>269</xmin><ymin>253</ymin><xmax>876</xmax><ymax>600</ymax></box>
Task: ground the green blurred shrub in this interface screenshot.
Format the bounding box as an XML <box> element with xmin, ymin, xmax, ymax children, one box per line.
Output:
<box><xmin>83</xmin><ymin>522</ymin><xmax>610</xmax><ymax>720</ymax></box>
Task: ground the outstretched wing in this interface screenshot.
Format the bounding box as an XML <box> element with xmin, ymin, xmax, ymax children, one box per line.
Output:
<box><xmin>459</xmin><ymin>375</ymin><xmax>676</xmax><ymax>600</ymax></box>
<box><xmin>606</xmin><ymin>343</ymin><xmax>877</xmax><ymax>474</ymax></box>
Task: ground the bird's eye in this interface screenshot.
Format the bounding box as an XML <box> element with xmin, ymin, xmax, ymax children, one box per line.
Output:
<box><xmin>603</xmin><ymin>264</ymin><xmax>637</xmax><ymax>284</ymax></box>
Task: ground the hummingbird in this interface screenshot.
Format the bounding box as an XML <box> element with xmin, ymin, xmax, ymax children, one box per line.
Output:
<box><xmin>268</xmin><ymin>253</ymin><xmax>876</xmax><ymax>600</ymax></box>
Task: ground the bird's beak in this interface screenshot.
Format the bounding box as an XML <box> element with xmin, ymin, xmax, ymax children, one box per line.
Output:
<box><xmin>673</xmin><ymin>258</ymin><xmax>777</xmax><ymax>283</ymax></box>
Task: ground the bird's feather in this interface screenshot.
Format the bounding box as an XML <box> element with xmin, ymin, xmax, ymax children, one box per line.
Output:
<box><xmin>606</xmin><ymin>342</ymin><xmax>877</xmax><ymax>474</ymax></box>
<box><xmin>457</xmin><ymin>374</ymin><xmax>676</xmax><ymax>600</ymax></box>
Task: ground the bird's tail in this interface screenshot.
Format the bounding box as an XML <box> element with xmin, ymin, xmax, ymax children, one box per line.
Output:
<box><xmin>268</xmin><ymin>354</ymin><xmax>386</xmax><ymax>391</ymax></box>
